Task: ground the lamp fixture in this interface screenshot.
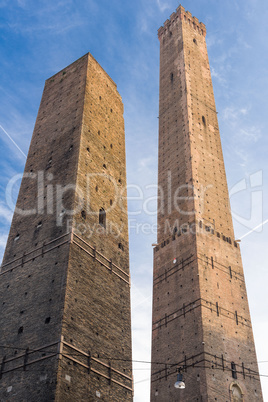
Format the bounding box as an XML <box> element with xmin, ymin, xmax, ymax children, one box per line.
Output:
<box><xmin>174</xmin><ymin>371</ymin><xmax>185</xmax><ymax>389</ymax></box>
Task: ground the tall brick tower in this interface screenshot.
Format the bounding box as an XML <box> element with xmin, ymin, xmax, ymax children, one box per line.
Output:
<box><xmin>151</xmin><ymin>5</ymin><xmax>262</xmax><ymax>401</ymax></box>
<box><xmin>0</xmin><ymin>53</ymin><xmax>133</xmax><ymax>401</ymax></box>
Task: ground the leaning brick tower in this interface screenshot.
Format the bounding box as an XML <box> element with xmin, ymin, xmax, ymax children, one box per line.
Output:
<box><xmin>0</xmin><ymin>53</ymin><xmax>133</xmax><ymax>401</ymax></box>
<box><xmin>151</xmin><ymin>5</ymin><xmax>263</xmax><ymax>401</ymax></box>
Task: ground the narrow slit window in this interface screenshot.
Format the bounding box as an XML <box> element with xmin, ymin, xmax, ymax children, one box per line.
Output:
<box><xmin>231</xmin><ymin>362</ymin><xmax>237</xmax><ymax>379</ymax></box>
<box><xmin>81</xmin><ymin>210</ymin><xmax>86</xmax><ymax>220</ymax></box>
<box><xmin>99</xmin><ymin>208</ymin><xmax>106</xmax><ymax>228</ymax></box>
<box><xmin>202</xmin><ymin>116</ymin><xmax>206</xmax><ymax>126</ymax></box>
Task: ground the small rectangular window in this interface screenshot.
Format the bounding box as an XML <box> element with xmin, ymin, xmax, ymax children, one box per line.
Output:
<box><xmin>99</xmin><ymin>208</ymin><xmax>106</xmax><ymax>228</ymax></box>
<box><xmin>231</xmin><ymin>362</ymin><xmax>237</xmax><ymax>379</ymax></box>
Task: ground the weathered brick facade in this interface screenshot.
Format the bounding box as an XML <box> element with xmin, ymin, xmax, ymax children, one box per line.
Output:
<box><xmin>151</xmin><ymin>6</ymin><xmax>262</xmax><ymax>401</ymax></box>
<box><xmin>0</xmin><ymin>53</ymin><xmax>133</xmax><ymax>401</ymax></box>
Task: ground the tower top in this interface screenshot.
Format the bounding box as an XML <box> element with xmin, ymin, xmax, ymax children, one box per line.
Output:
<box><xmin>158</xmin><ymin>4</ymin><xmax>206</xmax><ymax>39</ymax></box>
<box><xmin>46</xmin><ymin>52</ymin><xmax>118</xmax><ymax>89</ymax></box>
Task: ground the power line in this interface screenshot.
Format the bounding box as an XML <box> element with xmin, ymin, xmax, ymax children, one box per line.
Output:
<box><xmin>1</xmin><ymin>344</ymin><xmax>268</xmax><ymax>372</ymax></box>
<box><xmin>1</xmin><ymin>344</ymin><xmax>267</xmax><ymax>380</ymax></box>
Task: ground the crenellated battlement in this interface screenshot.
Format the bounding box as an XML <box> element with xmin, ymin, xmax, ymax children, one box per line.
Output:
<box><xmin>158</xmin><ymin>4</ymin><xmax>206</xmax><ymax>39</ymax></box>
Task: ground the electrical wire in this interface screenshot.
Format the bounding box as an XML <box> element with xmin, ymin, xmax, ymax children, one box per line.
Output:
<box><xmin>1</xmin><ymin>344</ymin><xmax>268</xmax><ymax>371</ymax></box>
<box><xmin>1</xmin><ymin>344</ymin><xmax>268</xmax><ymax>379</ymax></box>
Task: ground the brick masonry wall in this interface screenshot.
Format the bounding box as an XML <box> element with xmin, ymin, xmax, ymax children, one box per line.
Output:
<box><xmin>0</xmin><ymin>53</ymin><xmax>132</xmax><ymax>401</ymax></box>
<box><xmin>151</xmin><ymin>6</ymin><xmax>262</xmax><ymax>401</ymax></box>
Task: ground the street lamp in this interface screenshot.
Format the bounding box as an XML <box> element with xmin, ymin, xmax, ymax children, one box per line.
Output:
<box><xmin>174</xmin><ymin>371</ymin><xmax>185</xmax><ymax>389</ymax></box>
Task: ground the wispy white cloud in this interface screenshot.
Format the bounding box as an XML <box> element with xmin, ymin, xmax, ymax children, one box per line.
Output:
<box><xmin>223</xmin><ymin>106</ymin><xmax>249</xmax><ymax>121</ymax></box>
<box><xmin>9</xmin><ymin>18</ymin><xmax>85</xmax><ymax>36</ymax></box>
<box><xmin>138</xmin><ymin>156</ymin><xmax>155</xmax><ymax>172</ymax></box>
<box><xmin>17</xmin><ymin>0</ymin><xmax>26</xmax><ymax>7</ymax></box>
<box><xmin>2</xmin><ymin>0</ymin><xmax>85</xmax><ymax>37</ymax></box>
<box><xmin>234</xmin><ymin>149</ymin><xmax>248</xmax><ymax>167</ymax></box>
<box><xmin>0</xmin><ymin>233</ymin><xmax>8</xmax><ymax>249</ymax></box>
<box><xmin>206</xmin><ymin>34</ymin><xmax>223</xmax><ymax>49</ymax></box>
<box><xmin>239</xmin><ymin>126</ymin><xmax>261</xmax><ymax>143</ymax></box>
<box><xmin>156</xmin><ymin>0</ymin><xmax>170</xmax><ymax>13</ymax></box>
<box><xmin>221</xmin><ymin>105</ymin><xmax>262</xmax><ymax>174</ymax></box>
<box><xmin>222</xmin><ymin>106</ymin><xmax>262</xmax><ymax>143</ymax></box>
<box><xmin>0</xmin><ymin>202</ymin><xmax>13</xmax><ymax>224</ymax></box>
<box><xmin>211</xmin><ymin>66</ymin><xmax>226</xmax><ymax>85</ymax></box>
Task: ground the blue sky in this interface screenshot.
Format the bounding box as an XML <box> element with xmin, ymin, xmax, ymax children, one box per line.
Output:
<box><xmin>0</xmin><ymin>1</ymin><xmax>268</xmax><ymax>400</ymax></box>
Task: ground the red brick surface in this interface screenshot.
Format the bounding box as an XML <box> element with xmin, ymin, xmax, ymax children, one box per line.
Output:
<box><xmin>0</xmin><ymin>53</ymin><xmax>132</xmax><ymax>401</ymax></box>
<box><xmin>151</xmin><ymin>6</ymin><xmax>262</xmax><ymax>401</ymax></box>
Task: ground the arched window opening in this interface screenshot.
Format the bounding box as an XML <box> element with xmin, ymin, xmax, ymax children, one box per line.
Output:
<box><xmin>230</xmin><ymin>383</ymin><xmax>243</xmax><ymax>402</ymax></box>
<box><xmin>193</xmin><ymin>38</ymin><xmax>197</xmax><ymax>45</ymax></box>
<box><xmin>99</xmin><ymin>208</ymin><xmax>106</xmax><ymax>228</ymax></box>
